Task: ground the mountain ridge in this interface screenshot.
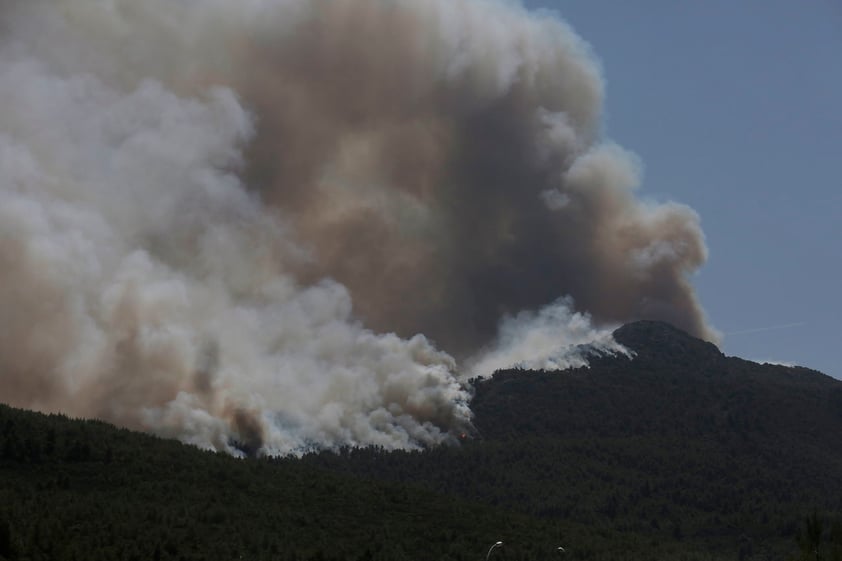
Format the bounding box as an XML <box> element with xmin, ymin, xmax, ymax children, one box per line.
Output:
<box><xmin>469</xmin><ymin>320</ymin><xmax>842</xmax><ymax>444</ymax></box>
<box><xmin>2</xmin><ymin>319</ymin><xmax>842</xmax><ymax>560</ymax></box>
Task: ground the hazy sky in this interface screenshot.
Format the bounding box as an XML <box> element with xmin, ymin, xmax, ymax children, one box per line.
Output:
<box><xmin>526</xmin><ymin>0</ymin><xmax>842</xmax><ymax>378</ymax></box>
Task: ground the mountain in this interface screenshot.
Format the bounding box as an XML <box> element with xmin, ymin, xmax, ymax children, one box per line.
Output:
<box><xmin>472</xmin><ymin>320</ymin><xmax>842</xmax><ymax>444</ymax></box>
<box><xmin>304</xmin><ymin>321</ymin><xmax>842</xmax><ymax>560</ymax></box>
<box><xmin>1</xmin><ymin>320</ymin><xmax>841</xmax><ymax>561</ymax></box>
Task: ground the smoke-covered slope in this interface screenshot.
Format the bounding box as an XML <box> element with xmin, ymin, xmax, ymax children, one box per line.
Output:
<box><xmin>1</xmin><ymin>400</ymin><xmax>753</xmax><ymax>561</ymax></box>
<box><xmin>303</xmin><ymin>321</ymin><xmax>842</xmax><ymax>559</ymax></box>
<box><xmin>0</xmin><ymin>402</ymin><xmax>577</xmax><ymax>561</ymax></box>
<box><xmin>3</xmin><ymin>322</ymin><xmax>841</xmax><ymax>560</ymax></box>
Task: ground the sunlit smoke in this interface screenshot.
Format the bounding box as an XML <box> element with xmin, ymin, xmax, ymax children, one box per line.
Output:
<box><xmin>0</xmin><ymin>0</ymin><xmax>715</xmax><ymax>455</ymax></box>
<box><xmin>466</xmin><ymin>298</ymin><xmax>631</xmax><ymax>376</ymax></box>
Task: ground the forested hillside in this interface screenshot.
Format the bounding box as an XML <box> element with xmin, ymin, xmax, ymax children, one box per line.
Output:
<box><xmin>1</xmin><ymin>321</ymin><xmax>841</xmax><ymax>560</ymax></box>
<box><xmin>303</xmin><ymin>322</ymin><xmax>842</xmax><ymax>560</ymax></box>
<box><xmin>0</xmin><ymin>403</ymin><xmax>575</xmax><ymax>561</ymax></box>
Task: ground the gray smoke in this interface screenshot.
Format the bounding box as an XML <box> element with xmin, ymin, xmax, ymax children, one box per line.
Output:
<box><xmin>0</xmin><ymin>0</ymin><xmax>716</xmax><ymax>455</ymax></box>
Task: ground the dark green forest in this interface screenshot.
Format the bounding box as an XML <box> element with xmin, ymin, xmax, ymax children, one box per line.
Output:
<box><xmin>0</xmin><ymin>404</ymin><xmax>573</xmax><ymax>561</ymax></box>
<box><xmin>2</xmin><ymin>321</ymin><xmax>842</xmax><ymax>560</ymax></box>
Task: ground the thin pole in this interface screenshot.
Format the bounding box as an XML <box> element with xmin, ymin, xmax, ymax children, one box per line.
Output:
<box><xmin>486</xmin><ymin>541</ymin><xmax>503</xmax><ymax>561</ymax></box>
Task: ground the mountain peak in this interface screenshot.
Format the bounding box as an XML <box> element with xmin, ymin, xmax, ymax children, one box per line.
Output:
<box><xmin>612</xmin><ymin>320</ymin><xmax>722</xmax><ymax>361</ymax></box>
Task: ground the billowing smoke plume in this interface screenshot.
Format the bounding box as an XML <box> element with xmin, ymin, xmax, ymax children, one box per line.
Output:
<box><xmin>0</xmin><ymin>0</ymin><xmax>715</xmax><ymax>455</ymax></box>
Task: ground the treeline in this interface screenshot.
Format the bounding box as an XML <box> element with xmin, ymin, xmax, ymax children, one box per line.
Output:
<box><xmin>2</xmin><ymin>400</ymin><xmax>839</xmax><ymax>561</ymax></box>
<box><xmin>0</xmin><ymin>403</ymin><xmax>714</xmax><ymax>561</ymax></box>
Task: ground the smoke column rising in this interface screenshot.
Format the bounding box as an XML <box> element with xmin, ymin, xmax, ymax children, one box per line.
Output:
<box><xmin>0</xmin><ymin>0</ymin><xmax>715</xmax><ymax>454</ymax></box>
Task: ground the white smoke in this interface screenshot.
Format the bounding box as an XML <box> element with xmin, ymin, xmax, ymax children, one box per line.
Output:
<box><xmin>0</xmin><ymin>0</ymin><xmax>713</xmax><ymax>455</ymax></box>
<box><xmin>466</xmin><ymin>298</ymin><xmax>630</xmax><ymax>376</ymax></box>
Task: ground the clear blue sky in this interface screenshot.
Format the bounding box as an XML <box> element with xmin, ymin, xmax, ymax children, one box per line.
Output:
<box><xmin>527</xmin><ymin>0</ymin><xmax>842</xmax><ymax>378</ymax></box>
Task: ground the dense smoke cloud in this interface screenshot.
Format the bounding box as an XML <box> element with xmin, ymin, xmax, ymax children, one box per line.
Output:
<box><xmin>233</xmin><ymin>0</ymin><xmax>716</xmax><ymax>353</ymax></box>
<box><xmin>0</xmin><ymin>0</ymin><xmax>715</xmax><ymax>454</ymax></box>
